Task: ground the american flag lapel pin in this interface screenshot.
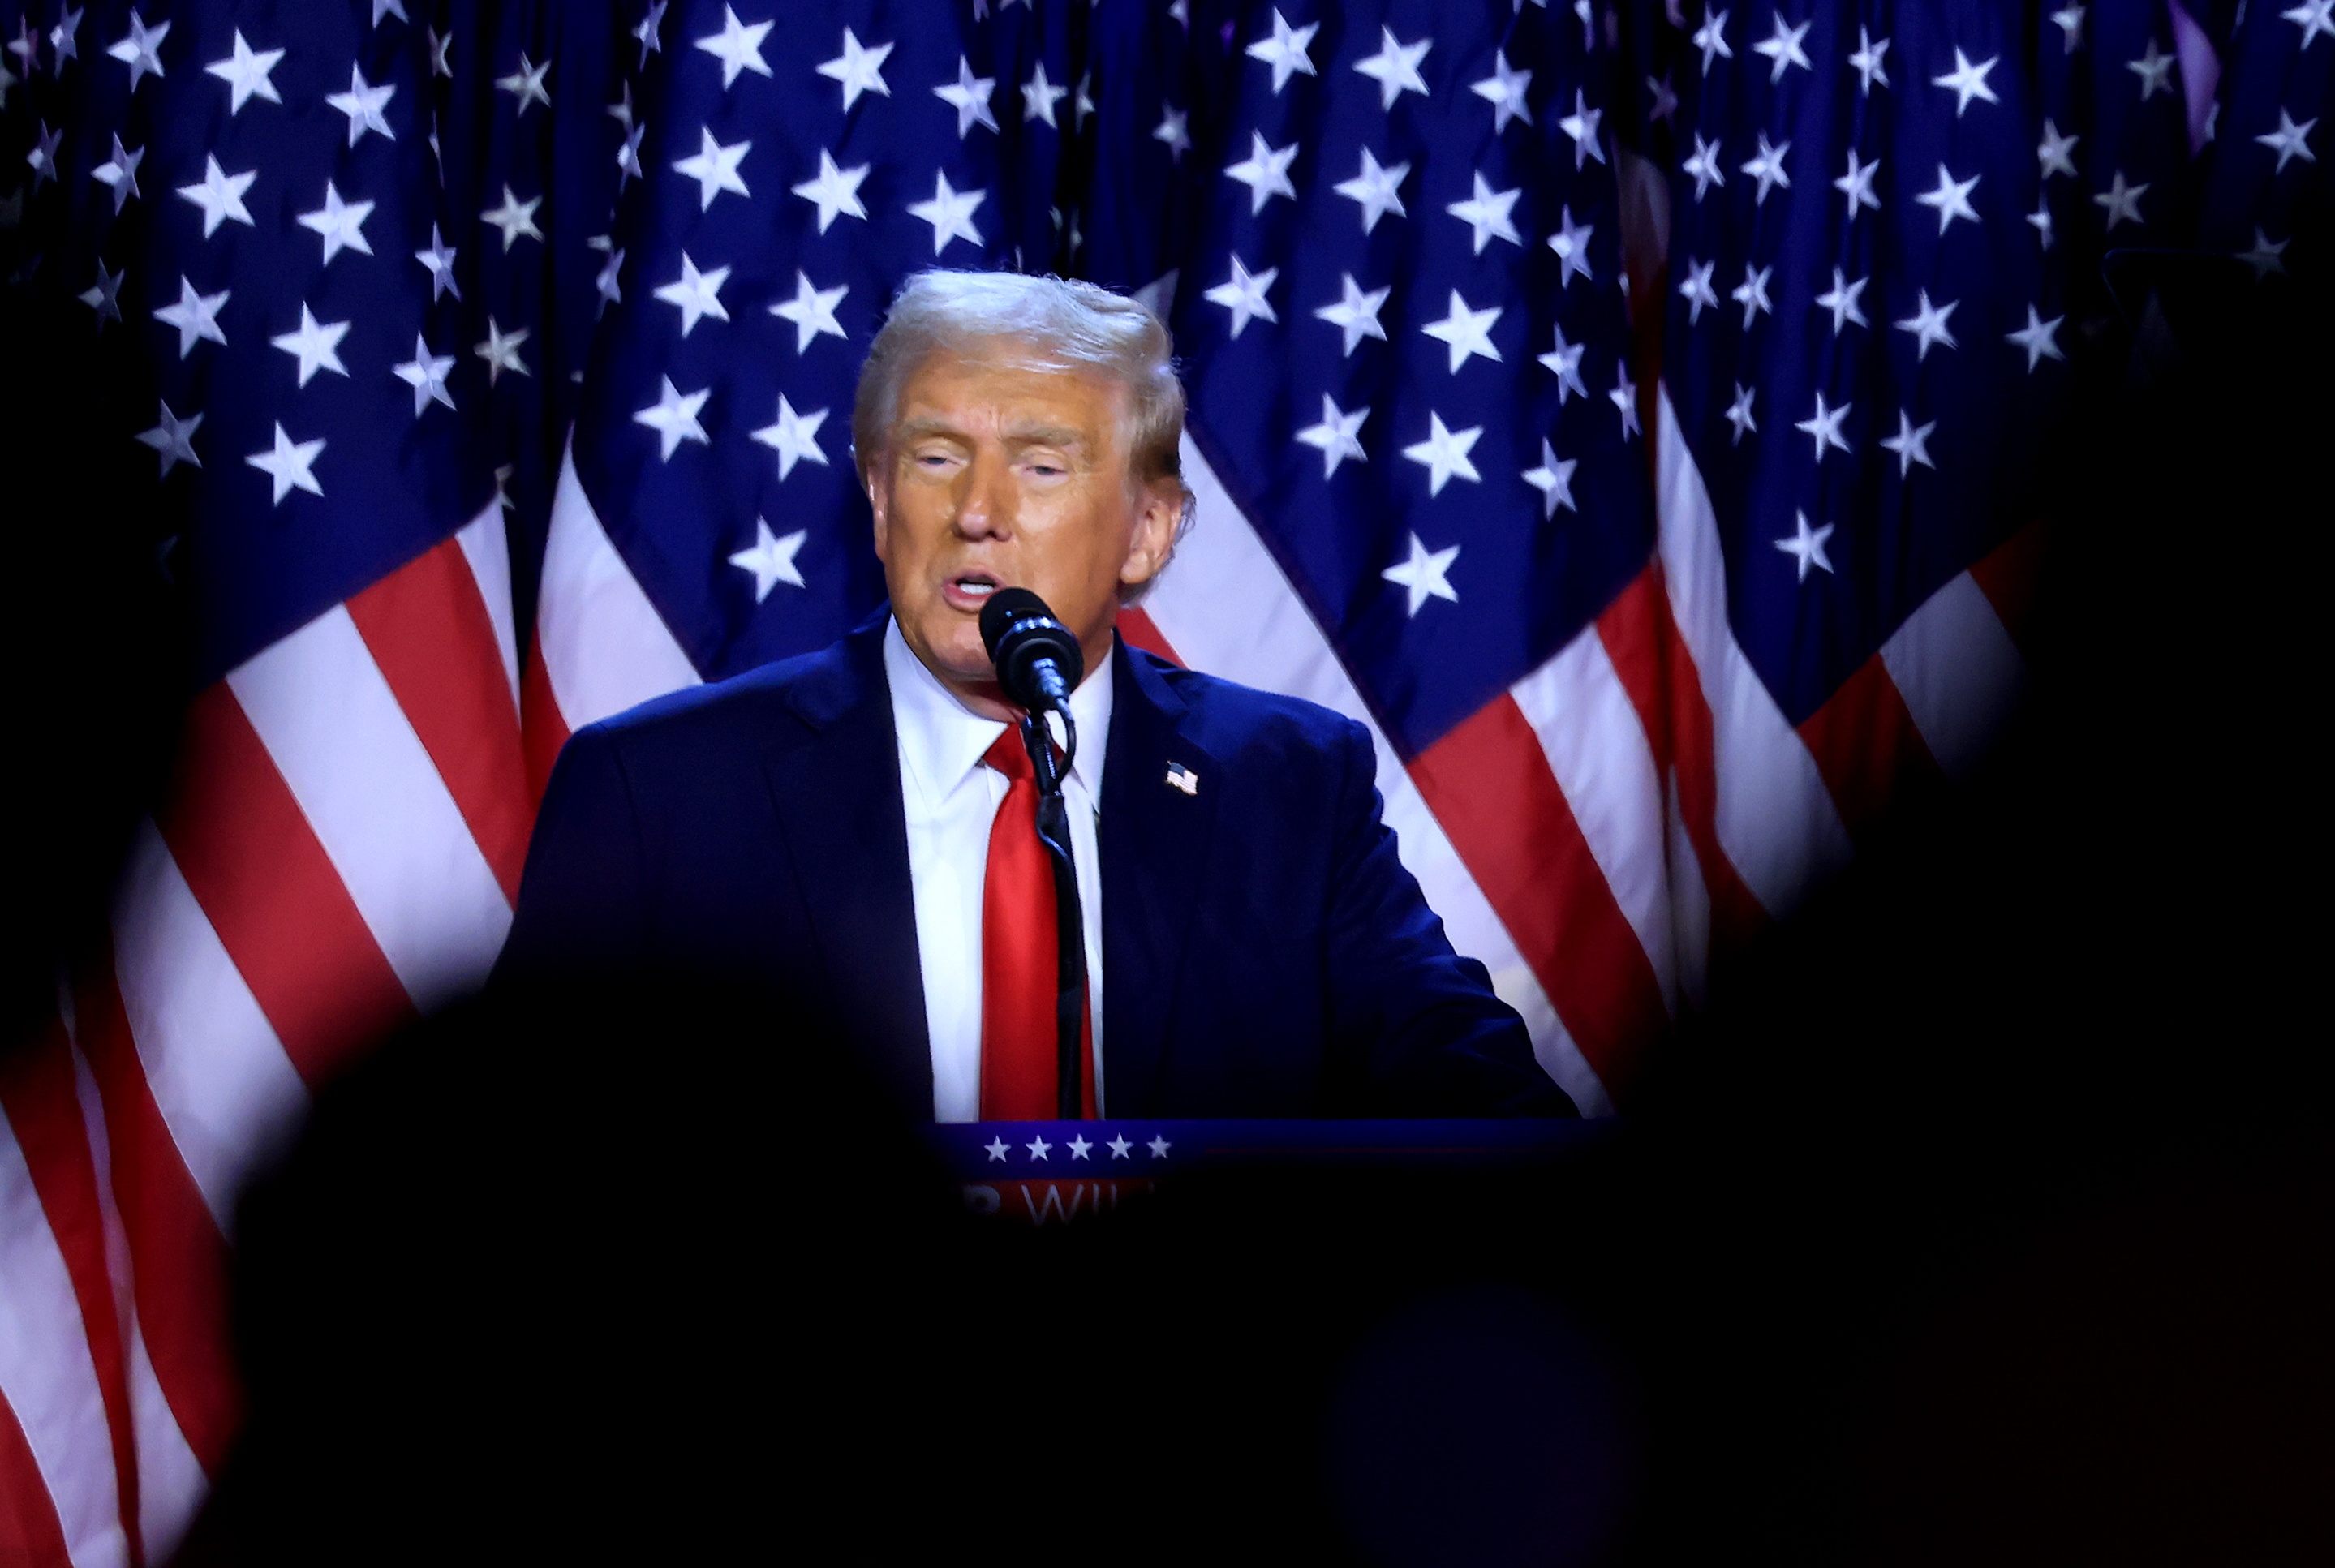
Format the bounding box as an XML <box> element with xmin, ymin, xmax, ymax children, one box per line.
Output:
<box><xmin>1165</xmin><ymin>763</ymin><xmax>1199</xmax><ymax>796</ymax></box>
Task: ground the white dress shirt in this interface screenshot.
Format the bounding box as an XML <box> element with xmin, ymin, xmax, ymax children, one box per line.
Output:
<box><xmin>884</xmin><ymin>617</ymin><xmax>1112</xmax><ymax>1122</ymax></box>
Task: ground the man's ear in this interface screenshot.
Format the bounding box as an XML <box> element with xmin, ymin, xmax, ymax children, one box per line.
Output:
<box><xmin>1118</xmin><ymin>482</ymin><xmax>1184</xmax><ymax>589</ymax></box>
<box><xmin>866</xmin><ymin>467</ymin><xmax>892</xmax><ymax>562</ymax></box>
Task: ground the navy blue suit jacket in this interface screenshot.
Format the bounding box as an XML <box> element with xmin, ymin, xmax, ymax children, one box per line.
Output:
<box><xmin>498</xmin><ymin>616</ymin><xmax>1571</xmax><ymax>1119</ymax></box>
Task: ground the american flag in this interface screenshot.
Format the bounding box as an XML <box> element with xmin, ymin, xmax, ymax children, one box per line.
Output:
<box><xmin>0</xmin><ymin>0</ymin><xmax>2316</xmax><ymax>1557</ymax></box>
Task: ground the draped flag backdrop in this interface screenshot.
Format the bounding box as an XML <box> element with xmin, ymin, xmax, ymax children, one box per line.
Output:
<box><xmin>0</xmin><ymin>0</ymin><xmax>2324</xmax><ymax>1557</ymax></box>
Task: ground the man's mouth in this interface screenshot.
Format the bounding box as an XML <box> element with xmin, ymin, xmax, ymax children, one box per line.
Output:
<box><xmin>942</xmin><ymin>572</ymin><xmax>1001</xmax><ymax>610</ymax></box>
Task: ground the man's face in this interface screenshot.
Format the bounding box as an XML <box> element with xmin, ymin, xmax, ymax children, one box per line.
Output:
<box><xmin>869</xmin><ymin>342</ymin><xmax>1180</xmax><ymax>715</ymax></box>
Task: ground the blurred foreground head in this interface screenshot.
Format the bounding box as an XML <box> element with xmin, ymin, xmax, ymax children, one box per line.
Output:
<box><xmin>207</xmin><ymin>973</ymin><xmax>961</xmax><ymax>1565</ymax></box>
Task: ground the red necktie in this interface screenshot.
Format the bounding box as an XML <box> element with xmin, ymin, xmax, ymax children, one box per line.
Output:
<box><xmin>978</xmin><ymin>727</ymin><xmax>1094</xmax><ymax>1119</ymax></box>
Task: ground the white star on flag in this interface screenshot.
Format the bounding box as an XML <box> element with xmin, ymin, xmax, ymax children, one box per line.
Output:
<box><xmin>935</xmin><ymin>54</ymin><xmax>998</xmax><ymax>137</ymax></box>
<box><xmin>907</xmin><ymin>170</ymin><xmax>986</xmax><ymax>253</ymax></box>
<box><xmin>1795</xmin><ymin>392</ymin><xmax>1851</xmax><ymax>460</ymax></box>
<box><xmin>1203</xmin><ymin>255</ymin><xmax>1277</xmax><ymax>337</ymax></box>
<box><xmin>1931</xmin><ymin>48</ymin><xmax>1999</xmax><ymax>115</ymax></box>
<box><xmin>153</xmin><ymin>275</ymin><xmax>229</xmax><ymax>358</ymax></box>
<box><xmin>1741</xmin><ymin>131</ymin><xmax>1791</xmax><ymax>204</ymax></box>
<box><xmin>1068</xmin><ymin>1136</ymin><xmax>1092</xmax><ymax>1160</ymax></box>
<box><xmin>654</xmin><ymin>253</ymin><xmax>731</xmax><ymax>337</ymax></box>
<box><xmin>1895</xmin><ymin>290</ymin><xmax>1959</xmax><ymax>359</ymax></box>
<box><xmin>205</xmin><ymin>29</ymin><xmax>282</xmax><ymax>114</ymax></box>
<box><xmin>1471</xmin><ymin>49</ymin><xmax>1531</xmax><ymax>132</ymax></box>
<box><xmin>91</xmin><ymin>134</ymin><xmax>140</xmax><ymax>213</ymax></box>
<box><xmin>42</xmin><ymin>9</ymin><xmax>76</xmax><ymax>74</ymax></box>
<box><xmin>1021</xmin><ymin>61</ymin><xmax>1069</xmax><ymax>125</ymax></box>
<box><xmin>176</xmin><ymin>154</ymin><xmax>256</xmax><ymax>237</ymax></box>
<box><xmin>2256</xmin><ymin>109</ymin><xmax>2316</xmax><ymax>172</ymax></box>
<box><xmin>696</xmin><ymin>6</ymin><xmax>772</xmax><ymax>88</ymax></box>
<box><xmin>1684</xmin><ymin>132</ymin><xmax>1726</xmax><ymax>200</ymax></box>
<box><xmin>1693</xmin><ymin>7</ymin><xmax>1733</xmax><ymax>73</ymax></box>
<box><xmin>106</xmin><ymin>12</ymin><xmax>168</xmax><ymax>90</ymax></box>
<box><xmin>1610</xmin><ymin>368</ymin><xmax>1641</xmax><ymax>438</ymax></box>
<box><xmin>391</xmin><ymin>334</ymin><xmax>456</xmax><ymax>415</ymax></box>
<box><xmin>1445</xmin><ymin>171</ymin><xmax>1522</xmax><ymax>252</ymax></box>
<box><xmin>1400</xmin><ymin>413</ymin><xmax>1481</xmax><ymax>496</ymax></box>
<box><xmin>1107</xmin><ymin>1136</ymin><xmax>1133</xmax><ymax>1158</ymax></box>
<box><xmin>1153</xmin><ymin>104</ymin><xmax>1192</xmax><ymax>161</ymax></box>
<box><xmin>815</xmin><ymin>26</ymin><xmax>892</xmax><ymax>110</ymax></box>
<box><xmin>79</xmin><ymin>262</ymin><xmax>123</xmax><ymax>324</ymax></box>
<box><xmin>1775</xmin><ymin>512</ymin><xmax>1835</xmax><ymax>581</ymax></box>
<box><xmin>769</xmin><ymin>271</ymin><xmax>849</xmax><ymax>353</ymax></box>
<box><xmin>728</xmin><ymin>518</ymin><xmax>807</xmax><ymax>602</ymax></box>
<box><xmin>2093</xmin><ymin>170</ymin><xmax>2147</xmax><ymax>229</ymax></box>
<box><xmin>1421</xmin><ymin>290</ymin><xmax>1502</xmax><ymax>372</ymax></box>
<box><xmin>1752</xmin><ymin>12</ymin><xmax>1811</xmax><ymax>81</ymax></box>
<box><xmin>791</xmin><ymin>148</ymin><xmax>866</xmax><ymax>231</ymax></box>
<box><xmin>1725</xmin><ymin>383</ymin><xmax>1757</xmax><ymax>443</ymax></box>
<box><xmin>1332</xmin><ymin>147</ymin><xmax>1408</xmax><ymax>232</ymax></box>
<box><xmin>1223</xmin><ymin>131</ymin><xmax>1299</xmax><ymax>214</ymax></box>
<box><xmin>1522</xmin><ymin>438</ymin><xmax>1578</xmax><ymax>518</ymax></box>
<box><xmin>270</xmin><ymin>303</ymin><xmax>351</xmax><ymax>388</ymax></box>
<box><xmin>1547</xmin><ymin>205</ymin><xmax>1594</xmax><ymax>287</ymax></box>
<box><xmin>1731</xmin><ymin>263</ymin><xmax>1773</xmax><ymax>328</ymax></box>
<box><xmin>1313</xmin><ymin>273</ymin><xmax>1390</xmax><ymax>355</ymax></box>
<box><xmin>497</xmin><ymin>51</ymin><xmax>551</xmax><ymax>114</ymax></box>
<box><xmin>2241</xmin><ymin>226</ymin><xmax>2288</xmax><ymax>278</ymax></box>
<box><xmin>246</xmin><ymin>422</ymin><xmax>325</xmax><ymax>505</ymax></box>
<box><xmin>2006</xmin><ymin>306</ymin><xmax>2066</xmax><ymax>372</ymax></box>
<box><xmin>475</xmin><ymin>316</ymin><xmax>531</xmax><ymax>384</ymax></box>
<box><xmin>1915</xmin><ymin>164</ymin><xmax>1981</xmax><ymax>232</ymax></box>
<box><xmin>480</xmin><ymin>183</ymin><xmax>544</xmax><ymax>250</ymax></box>
<box><xmin>135</xmin><ymin>401</ymin><xmax>201</xmax><ymax>475</ymax></box>
<box><xmin>1294</xmin><ymin>393</ymin><xmax>1369</xmax><ymax>477</ymax></box>
<box><xmin>751</xmin><ymin>394</ymin><xmax>829</xmax><ymax>478</ymax></box>
<box><xmin>1538</xmin><ymin>324</ymin><xmax>1588</xmax><ymax>402</ymax></box>
<box><xmin>2038</xmin><ymin>119</ymin><xmax>2080</xmax><ymax>179</ymax></box>
<box><xmin>634</xmin><ymin>376</ymin><xmax>712</xmax><ymax>461</ymax></box>
<box><xmin>1026</xmin><ymin>1136</ymin><xmax>1051</xmax><ymax>1161</ymax></box>
<box><xmin>1146</xmin><ymin>1136</ymin><xmax>1171</xmax><ymax>1159</ymax></box>
<box><xmin>1381</xmin><ymin>532</ymin><xmax>1460</xmax><ymax>615</ymax></box>
<box><xmin>1879</xmin><ymin>411</ymin><xmax>1936</xmax><ymax>475</ymax></box>
<box><xmin>1244</xmin><ymin>8</ymin><xmax>1318</xmax><ymax>94</ymax></box>
<box><xmin>1849</xmin><ymin>26</ymin><xmax>1890</xmax><ymax>92</ymax></box>
<box><xmin>1353</xmin><ymin>25</ymin><xmax>1430</xmax><ymax>110</ymax></box>
<box><xmin>2053</xmin><ymin>2</ymin><xmax>2088</xmax><ymax>49</ymax></box>
<box><xmin>675</xmin><ymin>129</ymin><xmax>752</xmax><ymax>211</ymax></box>
<box><xmin>2128</xmin><ymin>38</ymin><xmax>2176</xmax><ymax>99</ymax></box>
<box><xmin>415</xmin><ymin>224</ymin><xmax>460</xmax><ymax>301</ymax></box>
<box><xmin>298</xmin><ymin>181</ymin><xmax>376</xmax><ymax>264</ymax></box>
<box><xmin>1557</xmin><ymin>88</ymin><xmax>1606</xmax><ymax>168</ymax></box>
<box><xmin>2286</xmin><ymin>0</ymin><xmax>2335</xmax><ymax>48</ymax></box>
<box><xmin>325</xmin><ymin>64</ymin><xmax>396</xmax><ymax>145</ymax></box>
<box><xmin>1816</xmin><ymin>268</ymin><xmax>1869</xmax><ymax>334</ymax></box>
<box><xmin>1679</xmin><ymin>258</ymin><xmax>1719</xmax><ymax>322</ymax></box>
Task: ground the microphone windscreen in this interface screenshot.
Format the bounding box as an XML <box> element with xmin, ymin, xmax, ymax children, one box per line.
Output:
<box><xmin>978</xmin><ymin>586</ymin><xmax>1051</xmax><ymax>662</ymax></box>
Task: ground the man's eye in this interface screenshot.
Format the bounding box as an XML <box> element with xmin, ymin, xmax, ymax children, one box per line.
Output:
<box><xmin>1029</xmin><ymin>462</ymin><xmax>1063</xmax><ymax>477</ymax></box>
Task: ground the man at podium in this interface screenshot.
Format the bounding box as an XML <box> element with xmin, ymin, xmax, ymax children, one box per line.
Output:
<box><xmin>501</xmin><ymin>271</ymin><xmax>1570</xmax><ymax>1122</ymax></box>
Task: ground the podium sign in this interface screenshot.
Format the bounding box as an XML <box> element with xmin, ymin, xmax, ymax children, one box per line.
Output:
<box><xmin>928</xmin><ymin>1119</ymin><xmax>1608</xmax><ymax>1224</ymax></box>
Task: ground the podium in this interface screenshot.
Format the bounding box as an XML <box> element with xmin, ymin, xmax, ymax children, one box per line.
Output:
<box><xmin>929</xmin><ymin>1118</ymin><xmax>1610</xmax><ymax>1223</ymax></box>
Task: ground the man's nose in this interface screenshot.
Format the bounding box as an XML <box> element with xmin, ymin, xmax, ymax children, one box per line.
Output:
<box><xmin>953</xmin><ymin>451</ymin><xmax>1013</xmax><ymax>539</ymax></box>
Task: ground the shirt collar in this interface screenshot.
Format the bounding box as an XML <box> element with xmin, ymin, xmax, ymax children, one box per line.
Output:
<box><xmin>884</xmin><ymin>616</ymin><xmax>1114</xmax><ymax>808</ymax></box>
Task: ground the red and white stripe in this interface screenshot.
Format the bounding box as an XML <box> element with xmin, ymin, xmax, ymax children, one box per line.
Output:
<box><xmin>0</xmin><ymin>505</ymin><xmax>525</xmax><ymax>1563</ymax></box>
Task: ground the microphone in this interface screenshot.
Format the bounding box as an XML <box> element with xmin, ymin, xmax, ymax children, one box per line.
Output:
<box><xmin>978</xmin><ymin>588</ymin><xmax>1085</xmax><ymax>714</ymax></box>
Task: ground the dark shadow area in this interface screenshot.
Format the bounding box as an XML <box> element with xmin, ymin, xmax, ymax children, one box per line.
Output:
<box><xmin>0</xmin><ymin>282</ymin><xmax>189</xmax><ymax>1043</ymax></box>
<box><xmin>1617</xmin><ymin>255</ymin><xmax>2335</xmax><ymax>1562</ymax></box>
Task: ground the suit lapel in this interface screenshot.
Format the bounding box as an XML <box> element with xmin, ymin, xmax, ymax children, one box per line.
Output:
<box><xmin>759</xmin><ymin>620</ymin><xmax>933</xmax><ymax>1116</ymax></box>
<box><xmin>1100</xmin><ymin>641</ymin><xmax>1219</xmax><ymax>1116</ymax></box>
